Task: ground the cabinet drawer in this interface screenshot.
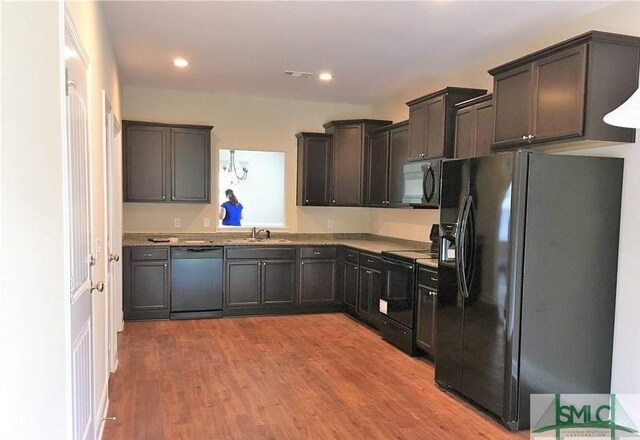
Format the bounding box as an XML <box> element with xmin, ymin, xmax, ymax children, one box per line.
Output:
<box><xmin>130</xmin><ymin>247</ymin><xmax>169</xmax><ymax>261</ymax></box>
<box><xmin>418</xmin><ymin>266</ymin><xmax>438</xmax><ymax>289</ymax></box>
<box><xmin>344</xmin><ymin>248</ymin><xmax>359</xmax><ymax>264</ymax></box>
<box><xmin>360</xmin><ymin>253</ymin><xmax>383</xmax><ymax>271</ymax></box>
<box><xmin>225</xmin><ymin>247</ymin><xmax>296</xmax><ymax>261</ymax></box>
<box><xmin>300</xmin><ymin>247</ymin><xmax>337</xmax><ymax>259</ymax></box>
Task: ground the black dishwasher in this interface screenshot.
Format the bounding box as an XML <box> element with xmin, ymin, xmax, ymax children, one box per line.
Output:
<box><xmin>170</xmin><ymin>247</ymin><xmax>223</xmax><ymax>319</ymax></box>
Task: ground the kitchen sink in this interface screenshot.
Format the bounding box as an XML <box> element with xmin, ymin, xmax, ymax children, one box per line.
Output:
<box><xmin>224</xmin><ymin>238</ymin><xmax>292</xmax><ymax>244</ymax></box>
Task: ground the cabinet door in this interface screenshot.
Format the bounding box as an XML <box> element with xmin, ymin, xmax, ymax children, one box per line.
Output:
<box><xmin>416</xmin><ymin>285</ymin><xmax>437</xmax><ymax>355</ymax></box>
<box><xmin>358</xmin><ymin>268</ymin><xmax>371</xmax><ymax>316</ymax></box>
<box><xmin>366</xmin><ymin>130</ymin><xmax>389</xmax><ymax>207</ymax></box>
<box><xmin>225</xmin><ymin>260</ymin><xmax>261</xmax><ymax>307</ymax></box>
<box><xmin>343</xmin><ymin>261</ymin><xmax>359</xmax><ymax>308</ymax></box>
<box><xmin>475</xmin><ymin>101</ymin><xmax>494</xmax><ymax>157</ymax></box>
<box><xmin>299</xmin><ymin>136</ymin><xmax>331</xmax><ymax>206</ymax></box>
<box><xmin>262</xmin><ymin>260</ymin><xmax>296</xmax><ymax>305</ymax></box>
<box><xmin>532</xmin><ymin>44</ymin><xmax>587</xmax><ymax>143</ymax></box>
<box><xmin>388</xmin><ymin>124</ymin><xmax>410</xmax><ymax>206</ymax></box>
<box><xmin>331</xmin><ymin>124</ymin><xmax>363</xmax><ymax>206</ymax></box>
<box><xmin>454</xmin><ymin>107</ymin><xmax>475</xmax><ymax>159</ymax></box>
<box><xmin>128</xmin><ymin>261</ymin><xmax>170</xmax><ymax>317</ymax></box>
<box><xmin>493</xmin><ymin>65</ymin><xmax>533</xmax><ymax>149</ymax></box>
<box><xmin>299</xmin><ymin>260</ymin><xmax>336</xmax><ymax>304</ymax></box>
<box><xmin>124</xmin><ymin>124</ymin><xmax>168</xmax><ymax>202</ymax></box>
<box><xmin>368</xmin><ymin>269</ymin><xmax>382</xmax><ymax>329</ymax></box>
<box><xmin>408</xmin><ymin>103</ymin><xmax>427</xmax><ymax>159</ymax></box>
<box><xmin>425</xmin><ymin>96</ymin><xmax>446</xmax><ymax>158</ymax></box>
<box><xmin>171</xmin><ymin>128</ymin><xmax>210</xmax><ymax>203</ymax></box>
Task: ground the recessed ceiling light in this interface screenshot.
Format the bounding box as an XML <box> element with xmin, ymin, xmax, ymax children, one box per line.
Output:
<box><xmin>318</xmin><ymin>72</ymin><xmax>333</xmax><ymax>81</ymax></box>
<box><xmin>173</xmin><ymin>57</ymin><xmax>189</xmax><ymax>68</ymax></box>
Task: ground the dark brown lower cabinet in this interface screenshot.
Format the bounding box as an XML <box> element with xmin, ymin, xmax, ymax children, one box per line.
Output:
<box><xmin>299</xmin><ymin>259</ymin><xmax>337</xmax><ymax>304</ymax></box>
<box><xmin>416</xmin><ymin>266</ymin><xmax>438</xmax><ymax>356</ymax></box>
<box><xmin>359</xmin><ymin>266</ymin><xmax>382</xmax><ymax>329</ymax></box>
<box><xmin>123</xmin><ymin>247</ymin><xmax>170</xmax><ymax>320</ymax></box>
<box><xmin>225</xmin><ymin>257</ymin><xmax>296</xmax><ymax>308</ymax></box>
<box><xmin>343</xmin><ymin>261</ymin><xmax>359</xmax><ymax>309</ymax></box>
<box><xmin>262</xmin><ymin>260</ymin><xmax>296</xmax><ymax>305</ymax></box>
<box><xmin>225</xmin><ymin>260</ymin><xmax>262</xmax><ymax>307</ymax></box>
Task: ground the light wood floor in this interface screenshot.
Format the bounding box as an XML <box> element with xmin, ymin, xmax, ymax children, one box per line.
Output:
<box><xmin>103</xmin><ymin>313</ymin><xmax>529</xmax><ymax>439</ymax></box>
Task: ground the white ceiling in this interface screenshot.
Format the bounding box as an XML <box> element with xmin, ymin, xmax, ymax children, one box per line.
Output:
<box><xmin>102</xmin><ymin>1</ymin><xmax>611</xmax><ymax>105</ymax></box>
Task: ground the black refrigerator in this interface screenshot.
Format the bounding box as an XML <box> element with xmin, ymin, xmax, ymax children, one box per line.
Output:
<box><xmin>435</xmin><ymin>151</ymin><xmax>623</xmax><ymax>430</ymax></box>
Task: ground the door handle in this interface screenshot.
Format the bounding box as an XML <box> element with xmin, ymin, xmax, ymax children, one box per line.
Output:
<box><xmin>109</xmin><ymin>254</ymin><xmax>120</xmax><ymax>262</ymax></box>
<box><xmin>91</xmin><ymin>281</ymin><xmax>104</xmax><ymax>293</ymax></box>
<box><xmin>458</xmin><ymin>196</ymin><xmax>473</xmax><ymax>298</ymax></box>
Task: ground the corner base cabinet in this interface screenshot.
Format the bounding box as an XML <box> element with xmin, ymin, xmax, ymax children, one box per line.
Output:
<box><xmin>299</xmin><ymin>247</ymin><xmax>338</xmax><ymax>305</ymax></box>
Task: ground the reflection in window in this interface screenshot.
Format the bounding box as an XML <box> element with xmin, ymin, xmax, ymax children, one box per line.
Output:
<box><xmin>218</xmin><ymin>149</ymin><xmax>285</xmax><ymax>228</ymax></box>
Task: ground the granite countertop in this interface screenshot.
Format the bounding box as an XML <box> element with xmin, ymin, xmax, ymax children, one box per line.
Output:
<box><xmin>122</xmin><ymin>233</ymin><xmax>431</xmax><ymax>255</ymax></box>
<box><xmin>416</xmin><ymin>258</ymin><xmax>438</xmax><ymax>269</ymax></box>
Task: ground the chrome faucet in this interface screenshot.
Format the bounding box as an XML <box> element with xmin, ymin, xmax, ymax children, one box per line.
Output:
<box><xmin>251</xmin><ymin>227</ymin><xmax>266</xmax><ymax>239</ymax></box>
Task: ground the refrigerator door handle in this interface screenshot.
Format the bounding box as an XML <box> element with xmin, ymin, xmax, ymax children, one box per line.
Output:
<box><xmin>455</xmin><ymin>195</ymin><xmax>468</xmax><ymax>298</ymax></box>
<box><xmin>459</xmin><ymin>195</ymin><xmax>473</xmax><ymax>298</ymax></box>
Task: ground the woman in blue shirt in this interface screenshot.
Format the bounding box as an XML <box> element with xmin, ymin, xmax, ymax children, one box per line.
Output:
<box><xmin>219</xmin><ymin>189</ymin><xmax>243</xmax><ymax>226</ymax></box>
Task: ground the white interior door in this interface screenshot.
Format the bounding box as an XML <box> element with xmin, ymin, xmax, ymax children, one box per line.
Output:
<box><xmin>65</xmin><ymin>15</ymin><xmax>96</xmax><ymax>440</ymax></box>
<box><xmin>103</xmin><ymin>94</ymin><xmax>122</xmax><ymax>373</ymax></box>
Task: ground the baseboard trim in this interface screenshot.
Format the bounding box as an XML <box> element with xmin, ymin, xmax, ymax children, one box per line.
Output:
<box><xmin>96</xmin><ymin>379</ymin><xmax>109</xmax><ymax>440</ymax></box>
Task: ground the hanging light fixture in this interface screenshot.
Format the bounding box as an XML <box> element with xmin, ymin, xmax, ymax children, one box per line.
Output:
<box><xmin>220</xmin><ymin>150</ymin><xmax>249</xmax><ymax>185</ymax></box>
<box><xmin>603</xmin><ymin>87</ymin><xmax>640</xmax><ymax>128</ymax></box>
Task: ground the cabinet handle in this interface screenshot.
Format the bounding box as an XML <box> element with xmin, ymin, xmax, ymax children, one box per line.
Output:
<box><xmin>313</xmin><ymin>251</ymin><xmax>321</xmax><ymax>255</ymax></box>
<box><xmin>367</xmin><ymin>259</ymin><xmax>374</xmax><ymax>263</ymax></box>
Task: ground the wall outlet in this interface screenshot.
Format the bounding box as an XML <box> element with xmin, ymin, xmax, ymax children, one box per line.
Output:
<box><xmin>327</xmin><ymin>219</ymin><xmax>335</xmax><ymax>229</ymax></box>
<box><xmin>174</xmin><ymin>218</ymin><xmax>181</xmax><ymax>228</ymax></box>
<box><xmin>203</xmin><ymin>218</ymin><xmax>211</xmax><ymax>228</ymax></box>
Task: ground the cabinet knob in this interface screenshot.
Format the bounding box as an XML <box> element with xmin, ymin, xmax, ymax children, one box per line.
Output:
<box><xmin>164</xmin><ymin>263</ymin><xmax>167</xmax><ymax>267</ymax></box>
<box><xmin>528</xmin><ymin>134</ymin><xmax>535</xmax><ymax>141</ymax></box>
<box><xmin>305</xmin><ymin>199</ymin><xmax>309</xmax><ymax>203</ymax></box>
<box><xmin>301</xmin><ymin>262</ymin><xmax>305</xmax><ymax>265</ymax></box>
<box><xmin>332</xmin><ymin>200</ymin><xmax>336</xmax><ymax>203</ymax></box>
<box><xmin>522</xmin><ymin>135</ymin><xmax>527</xmax><ymax>141</ymax></box>
<box><xmin>354</xmin><ymin>266</ymin><xmax>358</xmax><ymax>270</ymax></box>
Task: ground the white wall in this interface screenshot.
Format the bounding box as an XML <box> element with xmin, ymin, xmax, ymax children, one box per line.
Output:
<box><xmin>0</xmin><ymin>2</ymin><xmax>70</xmax><ymax>438</ymax></box>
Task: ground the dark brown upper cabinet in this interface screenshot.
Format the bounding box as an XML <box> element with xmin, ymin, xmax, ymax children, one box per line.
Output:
<box><xmin>490</xmin><ymin>31</ymin><xmax>640</xmax><ymax>151</ymax></box>
<box><xmin>365</xmin><ymin>121</ymin><xmax>410</xmax><ymax>208</ymax></box>
<box><xmin>323</xmin><ymin>119</ymin><xmax>392</xmax><ymax>207</ymax></box>
<box><xmin>124</xmin><ymin>121</ymin><xmax>213</xmax><ymax>203</ymax></box>
<box><xmin>295</xmin><ymin>132</ymin><xmax>332</xmax><ymax>206</ymax></box>
<box><xmin>454</xmin><ymin>94</ymin><xmax>494</xmax><ymax>159</ymax></box>
<box><xmin>406</xmin><ymin>87</ymin><xmax>487</xmax><ymax>161</ymax></box>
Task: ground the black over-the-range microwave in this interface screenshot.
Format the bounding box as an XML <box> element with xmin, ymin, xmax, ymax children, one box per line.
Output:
<box><xmin>402</xmin><ymin>159</ymin><xmax>443</xmax><ymax>208</ymax></box>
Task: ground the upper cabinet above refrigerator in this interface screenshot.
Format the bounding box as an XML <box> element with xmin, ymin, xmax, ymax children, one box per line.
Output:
<box><xmin>489</xmin><ymin>31</ymin><xmax>640</xmax><ymax>152</ymax></box>
<box><xmin>406</xmin><ymin>87</ymin><xmax>487</xmax><ymax>161</ymax></box>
